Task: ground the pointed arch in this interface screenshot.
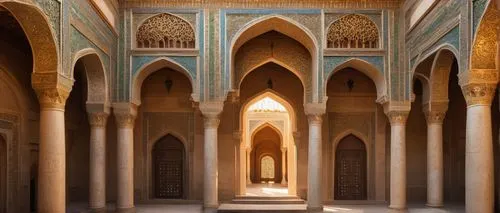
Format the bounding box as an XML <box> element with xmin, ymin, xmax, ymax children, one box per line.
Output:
<box><xmin>229</xmin><ymin>15</ymin><xmax>319</xmax><ymax>101</ymax></box>
<box><xmin>240</xmin><ymin>89</ymin><xmax>297</xmax><ymax>131</ymax></box>
<box><xmin>250</xmin><ymin>122</ymin><xmax>284</xmax><ymax>148</ymax></box>
<box><xmin>332</xmin><ymin>130</ymin><xmax>369</xmax><ymax>150</ymax></box>
<box><xmin>0</xmin><ymin>1</ymin><xmax>59</xmax><ymax>74</ymax></box>
<box><xmin>326</xmin><ymin>58</ymin><xmax>387</xmax><ymax>100</ymax></box>
<box><xmin>426</xmin><ymin>48</ymin><xmax>457</xmax><ymax>111</ymax></box>
<box><xmin>132</xmin><ymin>57</ymin><xmax>195</xmax><ymax>105</ymax></box>
<box><xmin>72</xmin><ymin>48</ymin><xmax>109</xmax><ymax>104</ymax></box>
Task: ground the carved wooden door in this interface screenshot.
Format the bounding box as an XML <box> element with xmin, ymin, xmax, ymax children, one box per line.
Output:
<box><xmin>154</xmin><ymin>135</ymin><xmax>184</xmax><ymax>199</ymax></box>
<box><xmin>335</xmin><ymin>135</ymin><xmax>366</xmax><ymax>200</ymax></box>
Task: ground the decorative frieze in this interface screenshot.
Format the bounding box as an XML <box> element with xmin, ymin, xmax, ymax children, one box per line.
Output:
<box><xmin>123</xmin><ymin>0</ymin><xmax>400</xmax><ymax>9</ymax></box>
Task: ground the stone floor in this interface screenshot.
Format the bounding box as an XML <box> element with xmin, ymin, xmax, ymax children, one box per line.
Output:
<box><xmin>68</xmin><ymin>203</ymin><xmax>465</xmax><ymax>213</ymax></box>
<box><xmin>245</xmin><ymin>183</ymin><xmax>289</xmax><ymax>196</ymax></box>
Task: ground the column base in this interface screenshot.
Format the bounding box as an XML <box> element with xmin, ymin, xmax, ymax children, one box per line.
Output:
<box><xmin>203</xmin><ymin>206</ymin><xmax>218</xmax><ymax>213</ymax></box>
<box><xmin>306</xmin><ymin>206</ymin><xmax>323</xmax><ymax>212</ymax></box>
<box><xmin>89</xmin><ymin>207</ymin><xmax>107</xmax><ymax>213</ymax></box>
<box><xmin>388</xmin><ymin>205</ymin><xmax>407</xmax><ymax>211</ymax></box>
<box><xmin>426</xmin><ymin>203</ymin><xmax>443</xmax><ymax>208</ymax></box>
<box><xmin>115</xmin><ymin>207</ymin><xmax>135</xmax><ymax>213</ymax></box>
<box><xmin>281</xmin><ymin>180</ymin><xmax>287</xmax><ymax>185</ymax></box>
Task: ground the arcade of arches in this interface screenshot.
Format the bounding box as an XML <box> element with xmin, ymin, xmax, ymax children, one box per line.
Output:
<box><xmin>0</xmin><ymin>1</ymin><xmax>499</xmax><ymax>213</ymax></box>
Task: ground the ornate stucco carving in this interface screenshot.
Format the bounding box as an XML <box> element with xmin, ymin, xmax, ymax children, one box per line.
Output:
<box><xmin>115</xmin><ymin>113</ymin><xmax>136</xmax><ymax>128</ymax></box>
<box><xmin>137</xmin><ymin>13</ymin><xmax>195</xmax><ymax>48</ymax></box>
<box><xmin>386</xmin><ymin>111</ymin><xmax>409</xmax><ymax>125</ymax></box>
<box><xmin>459</xmin><ymin>69</ymin><xmax>499</xmax><ymax>106</ymax></box>
<box><xmin>88</xmin><ymin>112</ymin><xmax>109</xmax><ymax>127</ymax></box>
<box><xmin>471</xmin><ymin>1</ymin><xmax>500</xmax><ymax>69</ymax></box>
<box><xmin>424</xmin><ymin>111</ymin><xmax>446</xmax><ymax>124</ymax></box>
<box><xmin>327</xmin><ymin>14</ymin><xmax>379</xmax><ymax>48</ymax></box>
<box><xmin>34</xmin><ymin>87</ymin><xmax>71</xmax><ymax>110</ymax></box>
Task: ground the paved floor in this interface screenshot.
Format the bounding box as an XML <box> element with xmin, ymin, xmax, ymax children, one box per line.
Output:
<box><xmin>246</xmin><ymin>183</ymin><xmax>289</xmax><ymax>196</ymax></box>
<box><xmin>68</xmin><ymin>203</ymin><xmax>465</xmax><ymax>213</ymax></box>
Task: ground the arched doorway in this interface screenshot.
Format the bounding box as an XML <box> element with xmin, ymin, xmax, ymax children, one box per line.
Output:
<box><xmin>250</xmin><ymin>126</ymin><xmax>282</xmax><ymax>184</ymax></box>
<box><xmin>0</xmin><ymin>135</ymin><xmax>5</xmax><ymax>213</ymax></box>
<box><xmin>153</xmin><ymin>134</ymin><xmax>185</xmax><ymax>199</ymax></box>
<box><xmin>260</xmin><ymin>155</ymin><xmax>276</xmax><ymax>182</ymax></box>
<box><xmin>334</xmin><ymin>135</ymin><xmax>367</xmax><ymax>200</ymax></box>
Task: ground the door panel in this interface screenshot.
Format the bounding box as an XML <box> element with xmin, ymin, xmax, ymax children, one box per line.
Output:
<box><xmin>335</xmin><ymin>135</ymin><xmax>366</xmax><ymax>200</ymax></box>
<box><xmin>153</xmin><ymin>135</ymin><xmax>184</xmax><ymax>199</ymax></box>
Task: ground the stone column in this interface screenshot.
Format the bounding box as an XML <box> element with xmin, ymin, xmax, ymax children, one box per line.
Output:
<box><xmin>460</xmin><ymin>78</ymin><xmax>497</xmax><ymax>213</ymax></box>
<box><xmin>246</xmin><ymin>149</ymin><xmax>251</xmax><ymax>184</ymax></box>
<box><xmin>305</xmin><ymin>102</ymin><xmax>325</xmax><ymax>212</ymax></box>
<box><xmin>34</xmin><ymin>86</ymin><xmax>71</xmax><ymax>213</ymax></box>
<box><xmin>200</xmin><ymin>102</ymin><xmax>223</xmax><ymax>212</ymax></box>
<box><xmin>424</xmin><ymin>110</ymin><xmax>446</xmax><ymax>207</ymax></box>
<box><xmin>281</xmin><ymin>147</ymin><xmax>287</xmax><ymax>185</ymax></box>
<box><xmin>113</xmin><ymin>103</ymin><xmax>137</xmax><ymax>213</ymax></box>
<box><xmin>87</xmin><ymin>107</ymin><xmax>110</xmax><ymax>213</ymax></box>
<box><xmin>387</xmin><ymin>111</ymin><xmax>409</xmax><ymax>210</ymax></box>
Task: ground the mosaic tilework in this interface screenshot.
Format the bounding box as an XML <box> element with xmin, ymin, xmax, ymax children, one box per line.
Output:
<box><xmin>131</xmin><ymin>56</ymin><xmax>197</xmax><ymax>81</ymax></box>
<box><xmin>323</xmin><ymin>56</ymin><xmax>384</xmax><ymax>78</ymax></box>
<box><xmin>473</xmin><ymin>0</ymin><xmax>489</xmax><ymax>36</ymax></box>
<box><xmin>34</xmin><ymin>0</ymin><xmax>61</xmax><ymax>44</ymax></box>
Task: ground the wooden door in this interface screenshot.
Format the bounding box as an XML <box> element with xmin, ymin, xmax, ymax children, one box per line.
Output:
<box><xmin>334</xmin><ymin>135</ymin><xmax>366</xmax><ymax>200</ymax></box>
<box><xmin>153</xmin><ymin>135</ymin><xmax>184</xmax><ymax>199</ymax></box>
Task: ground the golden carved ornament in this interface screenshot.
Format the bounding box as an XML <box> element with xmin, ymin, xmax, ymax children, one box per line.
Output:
<box><xmin>203</xmin><ymin>116</ymin><xmax>220</xmax><ymax>128</ymax></box>
<box><xmin>387</xmin><ymin>111</ymin><xmax>409</xmax><ymax>125</ymax></box>
<box><xmin>88</xmin><ymin>112</ymin><xmax>109</xmax><ymax>127</ymax></box>
<box><xmin>34</xmin><ymin>87</ymin><xmax>71</xmax><ymax>110</ymax></box>
<box><xmin>471</xmin><ymin>2</ymin><xmax>500</xmax><ymax>69</ymax></box>
<box><xmin>460</xmin><ymin>83</ymin><xmax>497</xmax><ymax>106</ymax></box>
<box><xmin>424</xmin><ymin>111</ymin><xmax>446</xmax><ymax>124</ymax></box>
<box><xmin>137</xmin><ymin>13</ymin><xmax>195</xmax><ymax>48</ymax></box>
<box><xmin>114</xmin><ymin>113</ymin><xmax>136</xmax><ymax>128</ymax></box>
<box><xmin>307</xmin><ymin>114</ymin><xmax>323</xmax><ymax>124</ymax></box>
<box><xmin>327</xmin><ymin>14</ymin><xmax>379</xmax><ymax>48</ymax></box>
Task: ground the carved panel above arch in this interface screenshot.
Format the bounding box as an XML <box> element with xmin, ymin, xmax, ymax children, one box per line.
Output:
<box><xmin>327</xmin><ymin>14</ymin><xmax>379</xmax><ymax>49</ymax></box>
<box><xmin>136</xmin><ymin>13</ymin><xmax>195</xmax><ymax>49</ymax></box>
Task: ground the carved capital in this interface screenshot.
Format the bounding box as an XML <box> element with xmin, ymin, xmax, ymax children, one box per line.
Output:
<box><xmin>115</xmin><ymin>113</ymin><xmax>136</xmax><ymax>128</ymax></box>
<box><xmin>88</xmin><ymin>112</ymin><xmax>109</xmax><ymax>127</ymax></box>
<box><xmin>34</xmin><ymin>87</ymin><xmax>71</xmax><ymax>110</ymax></box>
<box><xmin>424</xmin><ymin>111</ymin><xmax>446</xmax><ymax>124</ymax></box>
<box><xmin>307</xmin><ymin>114</ymin><xmax>323</xmax><ymax>125</ymax></box>
<box><xmin>112</xmin><ymin>103</ymin><xmax>138</xmax><ymax>129</ymax></box>
<box><xmin>203</xmin><ymin>116</ymin><xmax>220</xmax><ymax>128</ymax></box>
<box><xmin>386</xmin><ymin>111</ymin><xmax>409</xmax><ymax>125</ymax></box>
<box><xmin>459</xmin><ymin>69</ymin><xmax>499</xmax><ymax>106</ymax></box>
<box><xmin>460</xmin><ymin>83</ymin><xmax>497</xmax><ymax>106</ymax></box>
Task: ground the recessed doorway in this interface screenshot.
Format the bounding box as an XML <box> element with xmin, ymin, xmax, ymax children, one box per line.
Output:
<box><xmin>334</xmin><ymin>134</ymin><xmax>367</xmax><ymax>200</ymax></box>
<box><xmin>153</xmin><ymin>134</ymin><xmax>185</xmax><ymax>199</ymax></box>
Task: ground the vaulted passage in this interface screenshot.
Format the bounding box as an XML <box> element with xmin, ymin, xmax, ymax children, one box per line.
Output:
<box><xmin>334</xmin><ymin>135</ymin><xmax>367</xmax><ymax>200</ymax></box>
<box><xmin>153</xmin><ymin>134</ymin><xmax>185</xmax><ymax>199</ymax></box>
<box><xmin>250</xmin><ymin>126</ymin><xmax>282</xmax><ymax>184</ymax></box>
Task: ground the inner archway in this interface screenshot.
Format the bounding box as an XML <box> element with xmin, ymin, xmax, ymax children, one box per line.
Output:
<box><xmin>152</xmin><ymin>134</ymin><xmax>185</xmax><ymax>199</ymax></box>
<box><xmin>250</xmin><ymin>125</ymin><xmax>282</xmax><ymax>184</ymax></box>
<box><xmin>334</xmin><ymin>135</ymin><xmax>367</xmax><ymax>200</ymax></box>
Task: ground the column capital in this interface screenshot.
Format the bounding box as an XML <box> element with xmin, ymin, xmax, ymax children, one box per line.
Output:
<box><xmin>88</xmin><ymin>112</ymin><xmax>109</xmax><ymax>127</ymax></box>
<box><xmin>424</xmin><ymin>111</ymin><xmax>446</xmax><ymax>124</ymax></box>
<box><xmin>459</xmin><ymin>69</ymin><xmax>499</xmax><ymax>106</ymax></box>
<box><xmin>386</xmin><ymin>111</ymin><xmax>409</xmax><ymax>125</ymax></box>
<box><xmin>112</xmin><ymin>103</ymin><xmax>137</xmax><ymax>128</ymax></box>
<box><xmin>199</xmin><ymin>101</ymin><xmax>224</xmax><ymax>117</ymax></box>
<box><xmin>304</xmin><ymin>103</ymin><xmax>325</xmax><ymax>125</ymax></box>
<box><xmin>32</xmin><ymin>72</ymin><xmax>73</xmax><ymax>110</ymax></box>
